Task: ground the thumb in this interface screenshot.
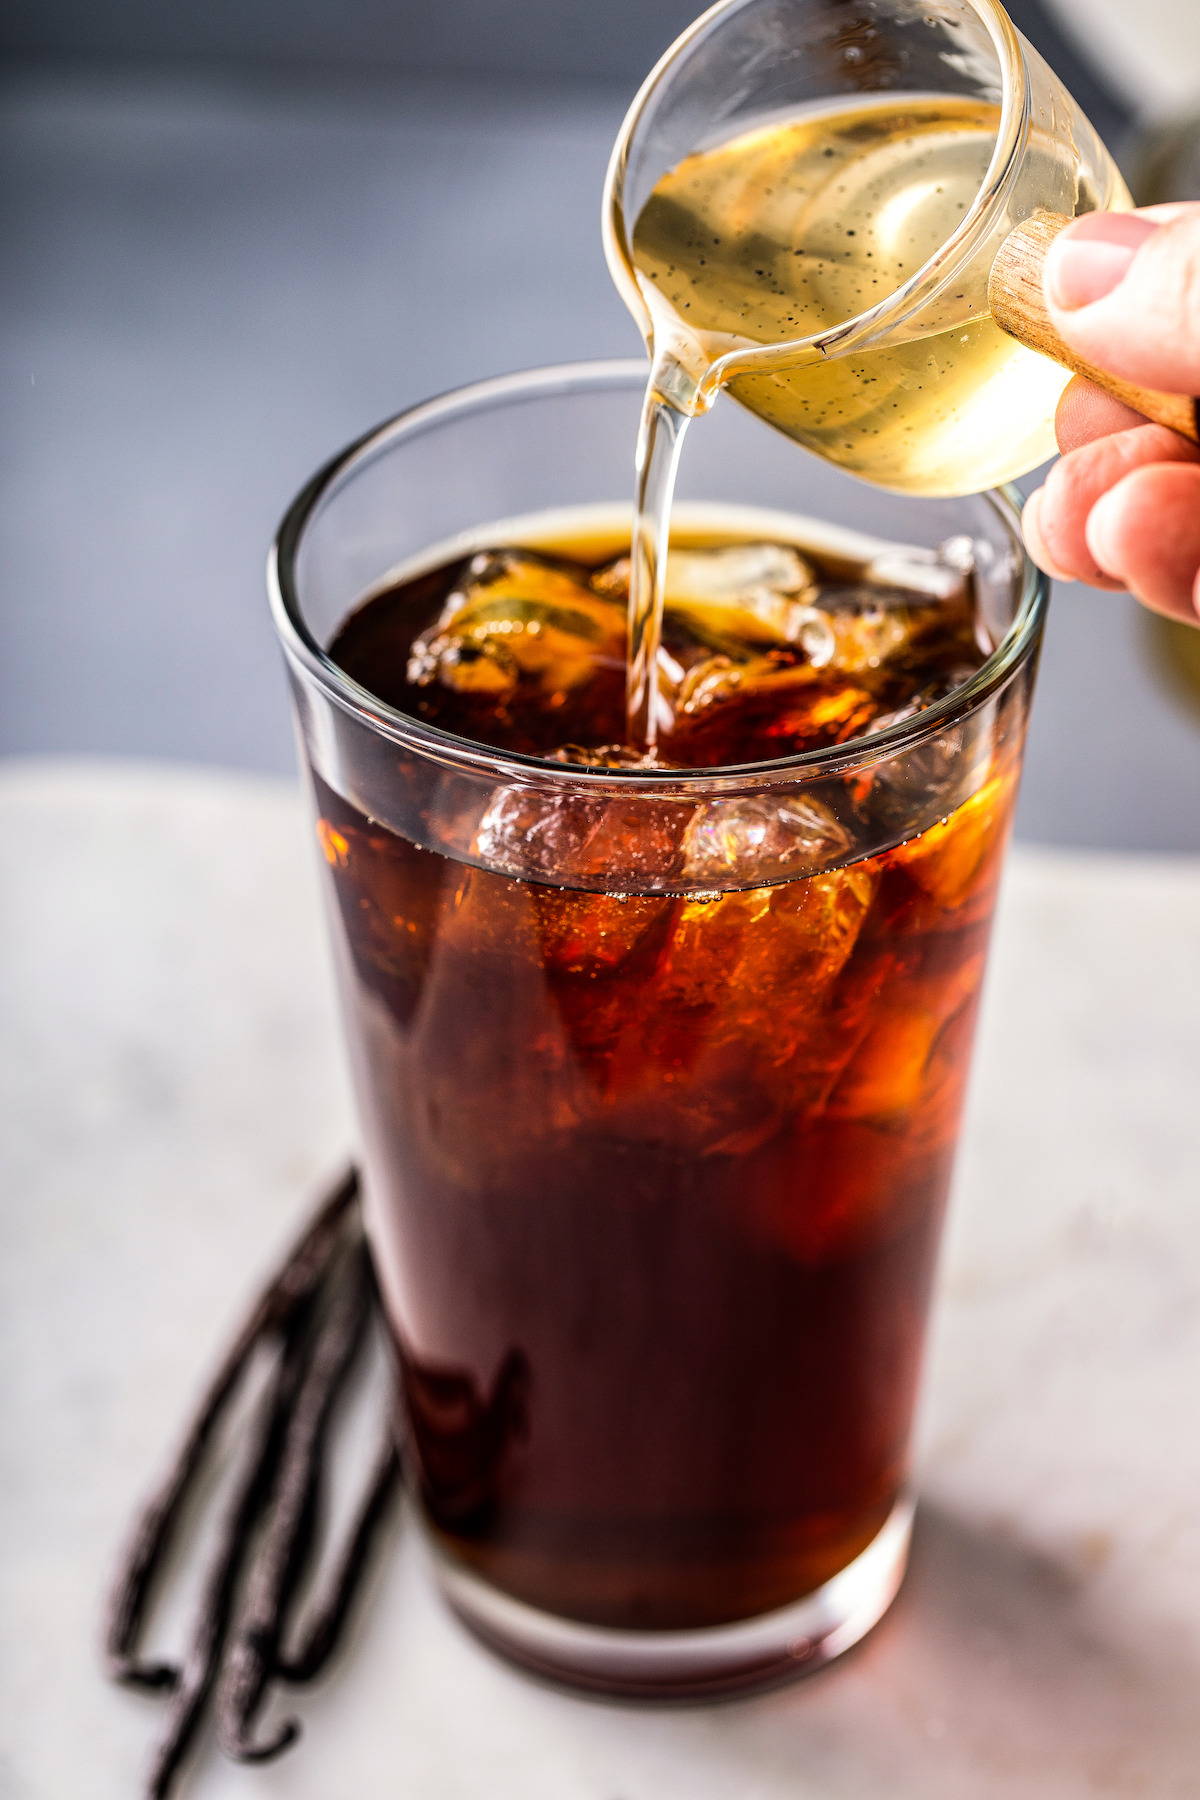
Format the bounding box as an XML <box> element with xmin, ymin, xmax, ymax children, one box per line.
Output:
<box><xmin>1043</xmin><ymin>204</ymin><xmax>1200</xmax><ymax>396</ymax></box>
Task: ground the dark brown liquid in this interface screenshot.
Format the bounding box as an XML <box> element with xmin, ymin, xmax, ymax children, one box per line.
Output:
<box><xmin>319</xmin><ymin>536</ymin><xmax>1012</xmax><ymax>1629</ymax></box>
<box><xmin>332</xmin><ymin>537</ymin><xmax>983</xmax><ymax>765</ymax></box>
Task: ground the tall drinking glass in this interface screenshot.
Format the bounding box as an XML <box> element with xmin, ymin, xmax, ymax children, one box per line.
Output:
<box><xmin>270</xmin><ymin>360</ymin><xmax>1047</xmax><ymax>1696</ymax></box>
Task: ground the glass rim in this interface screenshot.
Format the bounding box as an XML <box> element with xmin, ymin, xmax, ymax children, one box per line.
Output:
<box><xmin>601</xmin><ymin>0</ymin><xmax>1029</xmax><ymax>384</ymax></box>
<box><xmin>268</xmin><ymin>357</ymin><xmax>1049</xmax><ymax>800</ymax></box>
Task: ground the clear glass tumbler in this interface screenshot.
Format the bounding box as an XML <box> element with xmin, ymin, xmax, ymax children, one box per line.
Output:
<box><xmin>270</xmin><ymin>360</ymin><xmax>1047</xmax><ymax>1696</ymax></box>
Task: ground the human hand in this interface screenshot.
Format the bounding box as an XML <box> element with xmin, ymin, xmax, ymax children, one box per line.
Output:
<box><xmin>1020</xmin><ymin>203</ymin><xmax>1200</xmax><ymax>624</ymax></box>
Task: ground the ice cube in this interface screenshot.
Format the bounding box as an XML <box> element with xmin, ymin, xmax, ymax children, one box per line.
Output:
<box><xmin>473</xmin><ymin>783</ymin><xmax>688</xmax><ymax>886</ymax></box>
<box><xmin>661</xmin><ymin>542</ymin><xmax>816</xmax><ymax>602</ymax></box>
<box><xmin>675</xmin><ymin>594</ymin><xmax>834</xmax><ymax>662</ymax></box>
<box><xmin>545</xmin><ymin>744</ymin><xmax>658</xmax><ymax>770</ymax></box>
<box><xmin>681</xmin><ymin>793</ymin><xmax>854</xmax><ymax>883</ymax></box>
<box><xmin>674</xmin><ymin>653</ymin><xmax>856</xmax><ymax>718</ymax></box>
<box><xmin>818</xmin><ymin>531</ymin><xmax>981</xmax><ymax>675</ymax></box>
<box><xmin>407</xmin><ymin>550</ymin><xmax>625</xmax><ymax>699</ymax></box>
<box><xmin>862</xmin><ymin>668</ymin><xmax>980</xmax><ymax>737</ymax></box>
<box><xmin>316</xmin><ymin>812</ymin><xmax>448</xmax><ymax>1023</ymax></box>
<box><xmin>636</xmin><ymin>862</ymin><xmax>879</xmax><ymax>1139</ymax></box>
<box><xmin>531</xmin><ymin>886</ymin><xmax>669</xmax><ymax>980</ymax></box>
<box><xmin>821</xmin><ymin>601</ymin><xmax>917</xmax><ymax>675</ymax></box>
<box><xmin>474</xmin><ymin>787</ymin><xmax>608</xmax><ymax>880</ymax></box>
<box><xmin>668</xmin><ymin>655</ymin><xmax>880</xmax><ymax>764</ymax></box>
<box><xmin>816</xmin><ymin>574</ymin><xmax>984</xmax><ymax>679</ymax></box>
<box><xmin>591</xmin><ymin>541</ymin><xmax>827</xmax><ymax>659</ymax></box>
<box><xmin>863</xmin><ymin>534</ymin><xmax>974</xmax><ymax>603</ymax></box>
<box><xmin>826</xmin><ymin>952</ymin><xmax>987</xmax><ymax>1123</ymax></box>
<box><xmin>857</xmin><ymin>667</ymin><xmax>987</xmax><ymax>824</ymax></box>
<box><xmin>591</xmin><ymin>540</ymin><xmax>815</xmax><ymax>604</ymax></box>
<box><xmin>674</xmin><ymin>654</ymin><xmax>756</xmax><ymax>715</ymax></box>
<box><xmin>884</xmin><ymin>769</ymin><xmax>1016</xmax><ymax>912</ymax></box>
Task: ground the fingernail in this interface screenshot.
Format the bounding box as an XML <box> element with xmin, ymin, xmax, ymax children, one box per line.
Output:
<box><xmin>1044</xmin><ymin>214</ymin><xmax>1159</xmax><ymax>311</ymax></box>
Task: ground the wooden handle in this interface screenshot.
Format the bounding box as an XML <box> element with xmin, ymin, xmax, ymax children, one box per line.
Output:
<box><xmin>988</xmin><ymin>210</ymin><xmax>1200</xmax><ymax>444</ymax></box>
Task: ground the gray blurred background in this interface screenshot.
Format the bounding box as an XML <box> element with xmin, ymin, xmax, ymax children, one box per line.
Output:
<box><xmin>2</xmin><ymin>0</ymin><xmax>1199</xmax><ymax>848</ymax></box>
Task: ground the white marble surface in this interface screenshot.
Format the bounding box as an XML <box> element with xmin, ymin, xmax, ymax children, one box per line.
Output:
<box><xmin>3</xmin><ymin>756</ymin><xmax>1200</xmax><ymax>1800</ymax></box>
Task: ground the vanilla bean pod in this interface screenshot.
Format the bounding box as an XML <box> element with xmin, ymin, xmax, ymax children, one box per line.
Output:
<box><xmin>105</xmin><ymin>1168</ymin><xmax>360</xmax><ymax>1690</ymax></box>
<box><xmin>277</xmin><ymin>1428</ymin><xmax>402</xmax><ymax>1684</ymax></box>
<box><xmin>143</xmin><ymin>1307</ymin><xmax>317</xmax><ymax>1800</ymax></box>
<box><xmin>216</xmin><ymin>1240</ymin><xmax>374</xmax><ymax>1762</ymax></box>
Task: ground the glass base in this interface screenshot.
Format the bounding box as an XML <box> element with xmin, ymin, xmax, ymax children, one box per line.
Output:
<box><xmin>431</xmin><ymin>1493</ymin><xmax>914</xmax><ymax>1699</ymax></box>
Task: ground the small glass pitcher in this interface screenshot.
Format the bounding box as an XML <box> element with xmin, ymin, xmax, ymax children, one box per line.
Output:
<box><xmin>604</xmin><ymin>0</ymin><xmax>1131</xmax><ymax>495</ymax></box>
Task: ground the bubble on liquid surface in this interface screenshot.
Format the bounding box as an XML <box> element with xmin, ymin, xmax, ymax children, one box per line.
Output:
<box><xmin>682</xmin><ymin>793</ymin><xmax>854</xmax><ymax>883</ymax></box>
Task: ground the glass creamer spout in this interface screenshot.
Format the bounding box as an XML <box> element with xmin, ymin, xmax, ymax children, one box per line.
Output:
<box><xmin>604</xmin><ymin>0</ymin><xmax>1130</xmax><ymax>499</ymax></box>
